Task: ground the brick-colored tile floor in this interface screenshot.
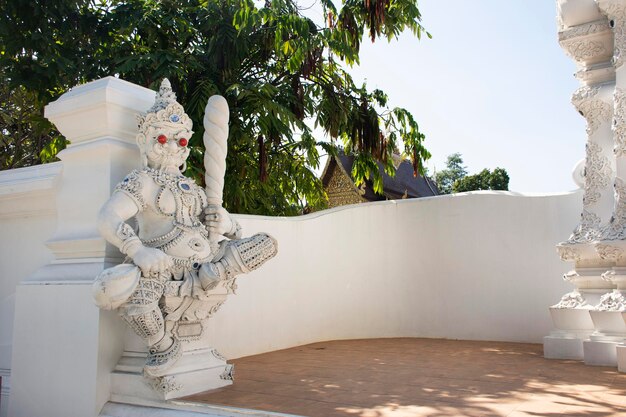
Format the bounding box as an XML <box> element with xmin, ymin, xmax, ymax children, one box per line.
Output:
<box><xmin>184</xmin><ymin>339</ymin><xmax>626</xmax><ymax>417</ymax></box>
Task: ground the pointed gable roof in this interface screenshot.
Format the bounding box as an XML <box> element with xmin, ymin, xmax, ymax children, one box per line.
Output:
<box><xmin>321</xmin><ymin>150</ymin><xmax>439</xmax><ymax>201</ymax></box>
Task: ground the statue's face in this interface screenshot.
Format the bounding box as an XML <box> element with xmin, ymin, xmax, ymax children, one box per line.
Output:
<box><xmin>143</xmin><ymin>124</ymin><xmax>192</xmax><ymax>170</ymax></box>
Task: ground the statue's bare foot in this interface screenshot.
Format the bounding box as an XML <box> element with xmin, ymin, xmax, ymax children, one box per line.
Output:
<box><xmin>144</xmin><ymin>336</ymin><xmax>182</xmax><ymax>377</ymax></box>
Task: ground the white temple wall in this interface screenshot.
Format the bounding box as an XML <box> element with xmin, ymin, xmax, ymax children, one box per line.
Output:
<box><xmin>207</xmin><ymin>190</ymin><xmax>580</xmax><ymax>359</ymax></box>
<box><xmin>0</xmin><ymin>167</ymin><xmax>580</xmax><ymax>364</ymax></box>
<box><xmin>0</xmin><ymin>165</ymin><xmax>580</xmax><ymax>415</ymax></box>
<box><xmin>0</xmin><ymin>163</ymin><xmax>60</xmax><ymax>416</ymax></box>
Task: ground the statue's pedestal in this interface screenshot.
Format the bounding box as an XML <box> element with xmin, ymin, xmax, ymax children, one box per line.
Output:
<box><xmin>111</xmin><ymin>347</ymin><xmax>233</xmax><ymax>403</ymax></box>
<box><xmin>544</xmin><ymin>306</ymin><xmax>595</xmax><ymax>359</ymax></box>
<box><xmin>583</xmin><ymin>310</ymin><xmax>626</xmax><ymax>366</ymax></box>
<box><xmin>112</xmin><ymin>285</ymin><xmax>234</xmax><ymax>402</ymax></box>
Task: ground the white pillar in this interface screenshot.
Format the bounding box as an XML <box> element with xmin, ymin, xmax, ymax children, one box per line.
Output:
<box><xmin>590</xmin><ymin>0</ymin><xmax>626</xmax><ymax>370</ymax></box>
<box><xmin>546</xmin><ymin>0</ymin><xmax>617</xmax><ymax>360</ymax></box>
<box><xmin>8</xmin><ymin>77</ymin><xmax>155</xmax><ymax>417</ymax></box>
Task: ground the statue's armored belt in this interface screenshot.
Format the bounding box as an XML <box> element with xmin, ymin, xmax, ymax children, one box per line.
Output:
<box><xmin>142</xmin><ymin>223</ymin><xmax>209</xmax><ymax>254</ymax></box>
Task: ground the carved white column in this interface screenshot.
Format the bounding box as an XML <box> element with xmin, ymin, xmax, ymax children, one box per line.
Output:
<box><xmin>592</xmin><ymin>0</ymin><xmax>626</xmax><ymax>370</ymax></box>
<box><xmin>546</xmin><ymin>0</ymin><xmax>617</xmax><ymax>360</ymax></box>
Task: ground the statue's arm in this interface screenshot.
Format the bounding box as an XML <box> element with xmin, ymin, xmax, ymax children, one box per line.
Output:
<box><xmin>98</xmin><ymin>191</ymin><xmax>172</xmax><ymax>275</ymax></box>
<box><xmin>98</xmin><ymin>192</ymin><xmax>142</xmax><ymax>256</ymax></box>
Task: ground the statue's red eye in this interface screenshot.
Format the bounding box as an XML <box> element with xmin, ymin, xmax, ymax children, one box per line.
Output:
<box><xmin>178</xmin><ymin>138</ymin><xmax>188</xmax><ymax>147</ymax></box>
<box><xmin>157</xmin><ymin>135</ymin><xmax>167</xmax><ymax>144</ymax></box>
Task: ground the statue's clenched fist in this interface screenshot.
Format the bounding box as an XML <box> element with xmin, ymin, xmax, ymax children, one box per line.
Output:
<box><xmin>130</xmin><ymin>246</ymin><xmax>172</xmax><ymax>277</ymax></box>
<box><xmin>205</xmin><ymin>204</ymin><xmax>234</xmax><ymax>236</ymax></box>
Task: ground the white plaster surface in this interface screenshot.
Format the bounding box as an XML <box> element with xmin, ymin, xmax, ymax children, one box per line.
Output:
<box><xmin>206</xmin><ymin>191</ymin><xmax>580</xmax><ymax>360</ymax></box>
<box><xmin>0</xmin><ymin>164</ymin><xmax>59</xmax><ymax>372</ymax></box>
<box><xmin>584</xmin><ymin>339</ymin><xmax>619</xmax><ymax>366</ymax></box>
<box><xmin>8</xmin><ymin>283</ymin><xmax>124</xmax><ymax>417</ymax></box>
<box><xmin>544</xmin><ymin>335</ymin><xmax>585</xmax><ymax>359</ymax></box>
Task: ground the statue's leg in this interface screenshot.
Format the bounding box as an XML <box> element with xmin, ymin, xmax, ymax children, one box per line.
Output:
<box><xmin>119</xmin><ymin>276</ymin><xmax>181</xmax><ymax>377</ymax></box>
<box><xmin>199</xmin><ymin>233</ymin><xmax>278</xmax><ymax>289</ymax></box>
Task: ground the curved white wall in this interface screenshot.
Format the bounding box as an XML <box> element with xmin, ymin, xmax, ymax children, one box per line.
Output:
<box><xmin>0</xmin><ymin>164</ymin><xmax>583</xmax><ymax>416</ymax></box>
<box><xmin>0</xmin><ymin>163</ymin><xmax>582</xmax><ymax>363</ymax></box>
<box><xmin>208</xmin><ymin>190</ymin><xmax>582</xmax><ymax>359</ymax></box>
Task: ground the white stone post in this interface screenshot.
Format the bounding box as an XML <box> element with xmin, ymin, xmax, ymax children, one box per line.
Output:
<box><xmin>546</xmin><ymin>0</ymin><xmax>617</xmax><ymax>360</ymax></box>
<box><xmin>591</xmin><ymin>0</ymin><xmax>626</xmax><ymax>370</ymax></box>
<box><xmin>8</xmin><ymin>77</ymin><xmax>155</xmax><ymax>417</ymax></box>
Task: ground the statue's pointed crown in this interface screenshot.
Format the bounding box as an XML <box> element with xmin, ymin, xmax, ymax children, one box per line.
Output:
<box><xmin>138</xmin><ymin>78</ymin><xmax>193</xmax><ymax>135</ymax></box>
<box><xmin>148</xmin><ymin>78</ymin><xmax>178</xmax><ymax>113</ymax></box>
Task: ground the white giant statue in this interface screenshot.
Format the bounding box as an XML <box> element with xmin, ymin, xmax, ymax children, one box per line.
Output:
<box><xmin>93</xmin><ymin>79</ymin><xmax>278</xmax><ymax>384</ymax></box>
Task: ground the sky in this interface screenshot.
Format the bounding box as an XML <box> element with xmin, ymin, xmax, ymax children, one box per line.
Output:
<box><xmin>313</xmin><ymin>0</ymin><xmax>586</xmax><ymax>193</ymax></box>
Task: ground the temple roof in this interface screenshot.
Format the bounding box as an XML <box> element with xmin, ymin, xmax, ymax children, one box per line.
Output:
<box><xmin>321</xmin><ymin>151</ymin><xmax>439</xmax><ymax>201</ymax></box>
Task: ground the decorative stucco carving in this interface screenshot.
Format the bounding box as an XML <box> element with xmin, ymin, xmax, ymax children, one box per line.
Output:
<box><xmin>572</xmin><ymin>85</ymin><xmax>600</xmax><ymax>104</ymax></box>
<box><xmin>602</xmin><ymin>269</ymin><xmax>616</xmax><ymax>282</ymax></box>
<box><xmin>599</xmin><ymin>177</ymin><xmax>626</xmax><ymax>240</ymax></box>
<box><xmin>582</xmin><ymin>142</ymin><xmax>613</xmax><ymax>206</ymax></box>
<box><xmin>220</xmin><ymin>364</ymin><xmax>235</xmax><ymax>381</ymax></box>
<box><xmin>173</xmin><ymin>321</ymin><xmax>204</xmax><ymax>342</ymax></box>
<box><xmin>552</xmin><ymin>291</ymin><xmax>589</xmax><ymax>309</ymax></box>
<box><xmin>150</xmin><ymin>376</ymin><xmax>182</xmax><ymax>395</ymax></box>
<box><xmin>563</xmin><ymin>270</ymin><xmax>580</xmax><ymax>282</ymax></box>
<box><xmin>596</xmin><ymin>243</ymin><xmax>624</xmax><ymax>260</ymax></box>
<box><xmin>557</xmin><ymin>245</ymin><xmax>582</xmax><ymax>261</ymax></box>
<box><xmin>614</xmin><ymin>88</ymin><xmax>626</xmax><ymax>156</ymax></box>
<box><xmin>559</xmin><ymin>19</ymin><xmax>611</xmax><ymax>41</ymax></box>
<box><xmin>563</xmin><ymin>39</ymin><xmax>608</xmax><ymax>62</ymax></box>
<box><xmin>568</xmin><ymin>209</ymin><xmax>602</xmax><ymax>243</ymax></box>
<box><xmin>595</xmin><ymin>289</ymin><xmax>626</xmax><ymax>311</ymax></box>
<box><xmin>596</xmin><ymin>1</ymin><xmax>626</xmax><ymax>67</ymax></box>
<box><xmin>572</xmin><ymin>87</ymin><xmax>613</xmax><ymax>136</ymax></box>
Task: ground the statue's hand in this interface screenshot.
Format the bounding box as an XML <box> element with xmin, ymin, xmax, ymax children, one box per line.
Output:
<box><xmin>129</xmin><ymin>246</ymin><xmax>172</xmax><ymax>277</ymax></box>
<box><xmin>205</xmin><ymin>204</ymin><xmax>233</xmax><ymax>237</ymax></box>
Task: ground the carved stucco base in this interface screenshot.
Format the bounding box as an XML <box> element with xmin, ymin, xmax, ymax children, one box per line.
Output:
<box><xmin>579</xmin><ymin>270</ymin><xmax>626</xmax><ymax>366</ymax></box>
<box><xmin>110</xmin><ymin>347</ymin><xmax>233</xmax><ymax>402</ymax></box>
<box><xmin>584</xmin><ymin>292</ymin><xmax>626</xmax><ymax>366</ymax></box>
<box><xmin>544</xmin><ymin>268</ymin><xmax>610</xmax><ymax>360</ymax></box>
<box><xmin>113</xmin><ymin>290</ymin><xmax>234</xmax><ymax>403</ymax></box>
<box><xmin>545</xmin><ymin>289</ymin><xmax>595</xmax><ymax>361</ymax></box>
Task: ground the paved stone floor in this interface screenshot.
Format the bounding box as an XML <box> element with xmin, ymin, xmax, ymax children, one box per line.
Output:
<box><xmin>184</xmin><ymin>338</ymin><xmax>626</xmax><ymax>417</ymax></box>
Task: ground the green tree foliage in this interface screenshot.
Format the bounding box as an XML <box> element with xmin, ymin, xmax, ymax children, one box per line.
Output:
<box><xmin>0</xmin><ymin>79</ymin><xmax>66</xmax><ymax>170</ymax></box>
<box><xmin>0</xmin><ymin>0</ymin><xmax>431</xmax><ymax>216</ymax></box>
<box><xmin>435</xmin><ymin>153</ymin><xmax>509</xmax><ymax>194</ymax></box>
<box><xmin>452</xmin><ymin>167</ymin><xmax>509</xmax><ymax>193</ymax></box>
<box><xmin>434</xmin><ymin>152</ymin><xmax>466</xmax><ymax>194</ymax></box>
